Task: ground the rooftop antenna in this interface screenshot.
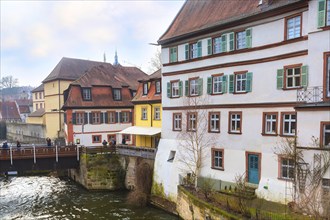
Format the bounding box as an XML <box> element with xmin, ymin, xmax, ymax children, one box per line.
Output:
<box><xmin>103</xmin><ymin>52</ymin><xmax>106</xmax><ymax>63</ymax></box>
<box><xmin>114</xmin><ymin>50</ymin><xmax>119</xmax><ymax>66</ymax></box>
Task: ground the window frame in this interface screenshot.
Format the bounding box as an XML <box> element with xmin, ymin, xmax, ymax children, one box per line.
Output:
<box><xmin>76</xmin><ymin>112</ymin><xmax>85</xmax><ymax>125</ymax></box>
<box><xmin>169</xmin><ymin>46</ymin><xmax>178</xmax><ymax>63</ymax></box>
<box><xmin>208</xmin><ymin>112</ymin><xmax>220</xmax><ymax>133</ymax></box>
<box><xmin>262</xmin><ymin>112</ymin><xmax>278</xmax><ymax>136</ymax></box>
<box><xmin>155</xmin><ymin>80</ymin><xmax>161</xmax><ymax>94</ymax></box>
<box><xmin>212</xmin><ymin>74</ymin><xmax>223</xmax><ymax>94</ymax></box>
<box><xmin>82</xmin><ymin>88</ymin><xmax>92</xmax><ymax>101</ymax></box>
<box><xmin>283</xmin><ymin>64</ymin><xmax>303</xmax><ymax>89</ymax></box>
<box><xmin>154</xmin><ymin>107</ymin><xmax>161</xmax><ymax>120</ymax></box>
<box><xmin>189</xmin><ymin>77</ymin><xmax>199</xmax><ymax>97</ymax></box>
<box><xmin>228</xmin><ymin>111</ymin><xmax>242</xmax><ymax>134</ymax></box>
<box><xmin>141</xmin><ymin>107</ymin><xmax>148</xmax><ymax>120</ymax></box>
<box><xmin>107</xmin><ymin>134</ymin><xmax>116</xmax><ymax>143</ymax></box>
<box><xmin>173</xmin><ymin>113</ymin><xmax>182</xmax><ymax>131</ymax></box>
<box><xmin>122</xmin><ymin>134</ymin><xmax>131</xmax><ymax>141</ymax></box>
<box><xmin>284</xmin><ymin>13</ymin><xmax>302</xmax><ymax>40</ymax></box>
<box><xmin>324</xmin><ymin>52</ymin><xmax>330</xmax><ymax>101</ymax></box>
<box><xmin>108</xmin><ymin>111</ymin><xmax>116</xmax><ymax>124</ymax></box>
<box><xmin>278</xmin><ymin>156</ymin><xmax>295</xmax><ymax>181</ymax></box>
<box><xmin>113</xmin><ymin>88</ymin><xmax>122</xmax><ymax>101</ymax></box>
<box><xmin>92</xmin><ymin>135</ymin><xmax>102</xmax><ymax>143</ymax></box>
<box><xmin>280</xmin><ymin>112</ymin><xmax>296</xmax><ymax>136</ymax></box>
<box><xmin>320</xmin><ymin>121</ymin><xmax>330</xmax><ymax>148</ymax></box>
<box><xmin>235</xmin><ymin>71</ymin><xmax>248</xmax><ymax>93</ymax></box>
<box><xmin>121</xmin><ymin>111</ymin><xmax>130</xmax><ymax>123</ymax></box>
<box><xmin>190</xmin><ymin>41</ymin><xmax>200</xmax><ymax>59</ymax></box>
<box><xmin>211</xmin><ymin>148</ymin><xmax>224</xmax><ymax>170</ymax></box>
<box><xmin>91</xmin><ymin>111</ymin><xmax>101</xmax><ymax>124</ymax></box>
<box><xmin>143</xmin><ymin>83</ymin><xmax>148</xmax><ymax>95</ymax></box>
<box><xmin>187</xmin><ymin>112</ymin><xmax>197</xmax><ymax>132</ymax></box>
<box><xmin>171</xmin><ymin>80</ymin><xmax>180</xmax><ymax>98</ymax></box>
<box><xmin>236</xmin><ymin>30</ymin><xmax>247</xmax><ymax>50</ymax></box>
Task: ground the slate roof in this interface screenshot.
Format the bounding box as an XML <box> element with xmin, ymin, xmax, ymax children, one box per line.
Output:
<box><xmin>42</xmin><ymin>57</ymin><xmax>106</xmax><ymax>83</ymax></box>
<box><xmin>132</xmin><ymin>69</ymin><xmax>161</xmax><ymax>104</ymax></box>
<box><xmin>29</xmin><ymin>108</ymin><xmax>45</xmax><ymax>117</ymax></box>
<box><xmin>32</xmin><ymin>84</ymin><xmax>44</xmax><ymax>93</ymax></box>
<box><xmin>158</xmin><ymin>0</ymin><xmax>304</xmax><ymax>44</ymax></box>
<box><xmin>1</xmin><ymin>101</ymin><xmax>21</xmax><ymax>120</ymax></box>
<box><xmin>62</xmin><ymin>64</ymin><xmax>148</xmax><ymax>109</ymax></box>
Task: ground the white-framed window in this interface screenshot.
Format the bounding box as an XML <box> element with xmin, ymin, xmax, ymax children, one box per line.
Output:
<box><xmin>236</xmin><ymin>30</ymin><xmax>246</xmax><ymax>50</ymax></box>
<box><xmin>212</xmin><ymin>148</ymin><xmax>224</xmax><ymax>170</ymax></box>
<box><xmin>286</xmin><ymin>15</ymin><xmax>301</xmax><ymax>40</ymax></box>
<box><xmin>229</xmin><ymin>112</ymin><xmax>242</xmax><ymax>134</ymax></box>
<box><xmin>209</xmin><ymin>112</ymin><xmax>220</xmax><ymax>132</ymax></box>
<box><xmin>143</xmin><ymin>83</ymin><xmax>148</xmax><ymax>95</ymax></box>
<box><xmin>236</xmin><ymin>73</ymin><xmax>247</xmax><ymax>92</ymax></box>
<box><xmin>326</xmin><ymin>53</ymin><xmax>330</xmax><ymax>97</ymax></box>
<box><xmin>286</xmin><ymin>67</ymin><xmax>301</xmax><ymax>88</ymax></box>
<box><xmin>213</xmin><ymin>76</ymin><xmax>223</xmax><ymax>94</ymax></box>
<box><xmin>76</xmin><ymin>112</ymin><xmax>85</xmax><ymax>125</ymax></box>
<box><xmin>187</xmin><ymin>112</ymin><xmax>197</xmax><ymax>131</ymax></box>
<box><xmin>171</xmin><ymin>81</ymin><xmax>179</xmax><ymax>97</ymax></box>
<box><xmin>280</xmin><ymin>157</ymin><xmax>294</xmax><ymax>180</ymax></box>
<box><xmin>92</xmin><ymin>112</ymin><xmax>100</xmax><ymax>124</ymax></box>
<box><xmin>190</xmin><ymin>42</ymin><xmax>201</xmax><ymax>59</ymax></box>
<box><xmin>108</xmin><ymin>111</ymin><xmax>116</xmax><ymax>124</ymax></box>
<box><xmin>213</xmin><ymin>37</ymin><xmax>222</xmax><ymax>54</ymax></box>
<box><xmin>281</xmin><ymin>113</ymin><xmax>296</xmax><ymax>136</ymax></box>
<box><xmin>321</xmin><ymin>122</ymin><xmax>330</xmax><ymax>148</ymax></box>
<box><xmin>263</xmin><ymin>113</ymin><xmax>278</xmax><ymax>135</ymax></box>
<box><xmin>82</xmin><ymin>88</ymin><xmax>91</xmax><ymax>101</ymax></box>
<box><xmin>154</xmin><ymin>107</ymin><xmax>160</xmax><ymax>120</ymax></box>
<box><xmin>121</xmin><ymin>111</ymin><xmax>130</xmax><ymax>123</ymax></box>
<box><xmin>173</xmin><ymin>113</ymin><xmax>182</xmax><ymax>131</ymax></box>
<box><xmin>141</xmin><ymin>108</ymin><xmax>147</xmax><ymax>120</ymax></box>
<box><xmin>156</xmin><ymin>80</ymin><xmax>161</xmax><ymax>94</ymax></box>
<box><xmin>189</xmin><ymin>79</ymin><xmax>199</xmax><ymax>96</ymax></box>
<box><xmin>113</xmin><ymin>89</ymin><xmax>121</xmax><ymax>101</ymax></box>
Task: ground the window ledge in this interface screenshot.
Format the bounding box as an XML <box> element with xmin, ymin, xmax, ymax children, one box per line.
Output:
<box><xmin>172</xmin><ymin>129</ymin><xmax>182</xmax><ymax>132</ymax></box>
<box><xmin>279</xmin><ymin>134</ymin><xmax>295</xmax><ymax>138</ymax></box>
<box><xmin>232</xmin><ymin>92</ymin><xmax>248</xmax><ymax>95</ymax></box>
<box><xmin>283</xmin><ymin>36</ymin><xmax>304</xmax><ymax>43</ymax></box>
<box><xmin>228</xmin><ymin>131</ymin><xmax>242</xmax><ymax>135</ymax></box>
<box><xmin>321</xmin><ymin>26</ymin><xmax>330</xmax><ymax>31</ymax></box>
<box><xmin>278</xmin><ymin>177</ymin><xmax>294</xmax><ymax>182</ymax></box>
<box><xmin>210</xmin><ymin>93</ymin><xmax>224</xmax><ymax>96</ymax></box>
<box><xmin>211</xmin><ymin>167</ymin><xmax>224</xmax><ymax>171</ymax></box>
<box><xmin>261</xmin><ymin>133</ymin><xmax>278</xmax><ymax>136</ymax></box>
<box><xmin>170</xmin><ymin>96</ymin><xmax>180</xmax><ymax>99</ymax></box>
<box><xmin>209</xmin><ymin>130</ymin><xmax>220</xmax><ymax>133</ymax></box>
<box><xmin>282</xmin><ymin>87</ymin><xmax>302</xmax><ymax>91</ymax></box>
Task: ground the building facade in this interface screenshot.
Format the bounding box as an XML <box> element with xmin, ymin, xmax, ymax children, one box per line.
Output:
<box><xmin>62</xmin><ymin>63</ymin><xmax>148</xmax><ymax>146</ymax></box>
<box><xmin>154</xmin><ymin>0</ymin><xmax>330</xmax><ymax>205</ymax></box>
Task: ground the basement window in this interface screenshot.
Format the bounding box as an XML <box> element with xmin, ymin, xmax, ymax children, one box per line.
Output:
<box><xmin>167</xmin><ymin>151</ymin><xmax>176</xmax><ymax>162</ymax></box>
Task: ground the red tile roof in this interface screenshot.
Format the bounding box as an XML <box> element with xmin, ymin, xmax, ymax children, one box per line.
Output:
<box><xmin>15</xmin><ymin>99</ymin><xmax>32</xmax><ymax>106</ymax></box>
<box><xmin>158</xmin><ymin>0</ymin><xmax>304</xmax><ymax>44</ymax></box>
<box><xmin>1</xmin><ymin>101</ymin><xmax>21</xmax><ymax>120</ymax></box>
<box><xmin>42</xmin><ymin>57</ymin><xmax>106</xmax><ymax>83</ymax></box>
<box><xmin>19</xmin><ymin>106</ymin><xmax>31</xmax><ymax>114</ymax></box>
<box><xmin>62</xmin><ymin>64</ymin><xmax>148</xmax><ymax>109</ymax></box>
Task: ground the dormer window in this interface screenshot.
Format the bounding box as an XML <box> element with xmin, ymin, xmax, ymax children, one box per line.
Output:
<box><xmin>155</xmin><ymin>80</ymin><xmax>161</xmax><ymax>94</ymax></box>
<box><xmin>82</xmin><ymin>88</ymin><xmax>91</xmax><ymax>101</ymax></box>
<box><xmin>143</xmin><ymin>83</ymin><xmax>148</xmax><ymax>95</ymax></box>
<box><xmin>113</xmin><ymin>89</ymin><xmax>121</xmax><ymax>101</ymax></box>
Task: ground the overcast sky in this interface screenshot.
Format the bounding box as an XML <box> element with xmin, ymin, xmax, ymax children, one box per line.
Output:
<box><xmin>0</xmin><ymin>0</ymin><xmax>184</xmax><ymax>87</ymax></box>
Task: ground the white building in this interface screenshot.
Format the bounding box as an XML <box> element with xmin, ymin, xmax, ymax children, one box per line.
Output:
<box><xmin>154</xmin><ymin>0</ymin><xmax>330</xmax><ymax>205</ymax></box>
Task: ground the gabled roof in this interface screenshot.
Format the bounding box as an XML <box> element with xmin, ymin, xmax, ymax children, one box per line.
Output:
<box><xmin>42</xmin><ymin>57</ymin><xmax>106</xmax><ymax>83</ymax></box>
<box><xmin>19</xmin><ymin>106</ymin><xmax>31</xmax><ymax>114</ymax></box>
<box><xmin>158</xmin><ymin>0</ymin><xmax>305</xmax><ymax>45</ymax></box>
<box><xmin>32</xmin><ymin>84</ymin><xmax>44</xmax><ymax>93</ymax></box>
<box><xmin>29</xmin><ymin>108</ymin><xmax>45</xmax><ymax>117</ymax></box>
<box><xmin>132</xmin><ymin>69</ymin><xmax>162</xmax><ymax>104</ymax></box>
<box><xmin>1</xmin><ymin>101</ymin><xmax>21</xmax><ymax>120</ymax></box>
<box><xmin>15</xmin><ymin>99</ymin><xmax>32</xmax><ymax>106</ymax></box>
<box><xmin>72</xmin><ymin>64</ymin><xmax>148</xmax><ymax>90</ymax></box>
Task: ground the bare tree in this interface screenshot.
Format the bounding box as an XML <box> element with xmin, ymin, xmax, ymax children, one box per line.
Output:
<box><xmin>177</xmin><ymin>96</ymin><xmax>216</xmax><ymax>189</ymax></box>
<box><xmin>148</xmin><ymin>48</ymin><xmax>162</xmax><ymax>73</ymax></box>
<box><xmin>274</xmin><ymin>137</ymin><xmax>330</xmax><ymax>218</ymax></box>
<box><xmin>1</xmin><ymin>75</ymin><xmax>18</xmax><ymax>88</ymax></box>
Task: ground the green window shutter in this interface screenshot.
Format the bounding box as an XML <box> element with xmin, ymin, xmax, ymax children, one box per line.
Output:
<box><xmin>221</xmin><ymin>35</ymin><xmax>227</xmax><ymax>52</ymax></box>
<box><xmin>179</xmin><ymin>81</ymin><xmax>183</xmax><ymax>97</ymax></box>
<box><xmin>84</xmin><ymin>113</ymin><xmax>88</xmax><ymax>124</ymax></box>
<box><xmin>185</xmin><ymin>44</ymin><xmax>189</xmax><ymax>60</ymax></box>
<box><xmin>301</xmin><ymin>65</ymin><xmax>308</xmax><ymax>87</ymax></box>
<box><xmin>246</xmin><ymin>28</ymin><xmax>252</xmax><ymax>48</ymax></box>
<box><xmin>229</xmin><ymin>32</ymin><xmax>234</xmax><ymax>51</ymax></box>
<box><xmin>207</xmin><ymin>38</ymin><xmax>212</xmax><ymax>55</ymax></box>
<box><xmin>246</xmin><ymin>72</ymin><xmax>253</xmax><ymax>92</ymax></box>
<box><xmin>207</xmin><ymin>77</ymin><xmax>212</xmax><ymax>94</ymax></box>
<box><xmin>318</xmin><ymin>0</ymin><xmax>326</xmax><ymax>28</ymax></box>
<box><xmin>185</xmin><ymin>80</ymin><xmax>189</xmax><ymax>96</ymax></box>
<box><xmin>277</xmin><ymin>69</ymin><xmax>284</xmax><ymax>89</ymax></box>
<box><xmin>229</xmin><ymin>74</ymin><xmax>235</xmax><ymax>93</ymax></box>
<box><xmin>197</xmin><ymin>41</ymin><xmax>202</xmax><ymax>57</ymax></box>
<box><xmin>100</xmin><ymin>112</ymin><xmax>104</xmax><ymax>124</ymax></box>
<box><xmin>222</xmin><ymin>75</ymin><xmax>228</xmax><ymax>93</ymax></box>
<box><xmin>198</xmin><ymin>78</ymin><xmax>203</xmax><ymax>96</ymax></box>
<box><xmin>104</xmin><ymin>112</ymin><xmax>108</xmax><ymax>123</ymax></box>
<box><xmin>167</xmin><ymin>82</ymin><xmax>171</xmax><ymax>98</ymax></box>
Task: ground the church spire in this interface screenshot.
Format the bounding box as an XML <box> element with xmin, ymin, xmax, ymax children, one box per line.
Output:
<box><xmin>113</xmin><ymin>50</ymin><xmax>119</xmax><ymax>66</ymax></box>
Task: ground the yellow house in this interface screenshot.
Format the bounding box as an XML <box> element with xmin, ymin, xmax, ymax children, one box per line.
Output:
<box><xmin>121</xmin><ymin>69</ymin><xmax>162</xmax><ymax>148</ymax></box>
<box><xmin>27</xmin><ymin>57</ymin><xmax>106</xmax><ymax>139</ymax></box>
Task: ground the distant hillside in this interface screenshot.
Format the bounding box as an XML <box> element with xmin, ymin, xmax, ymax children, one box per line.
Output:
<box><xmin>1</xmin><ymin>86</ymin><xmax>35</xmax><ymax>101</ymax></box>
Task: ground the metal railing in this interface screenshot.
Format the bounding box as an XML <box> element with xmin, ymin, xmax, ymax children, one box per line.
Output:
<box><xmin>116</xmin><ymin>145</ymin><xmax>156</xmax><ymax>159</ymax></box>
<box><xmin>297</xmin><ymin>86</ymin><xmax>324</xmax><ymax>103</ymax></box>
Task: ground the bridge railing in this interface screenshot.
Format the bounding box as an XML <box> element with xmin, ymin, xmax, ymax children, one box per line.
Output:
<box><xmin>116</xmin><ymin>145</ymin><xmax>156</xmax><ymax>159</ymax></box>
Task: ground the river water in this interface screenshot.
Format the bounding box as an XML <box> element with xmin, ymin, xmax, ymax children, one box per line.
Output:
<box><xmin>0</xmin><ymin>176</ymin><xmax>178</xmax><ymax>220</ymax></box>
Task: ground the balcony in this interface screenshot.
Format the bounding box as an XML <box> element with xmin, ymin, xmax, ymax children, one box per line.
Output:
<box><xmin>297</xmin><ymin>86</ymin><xmax>324</xmax><ymax>103</ymax></box>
